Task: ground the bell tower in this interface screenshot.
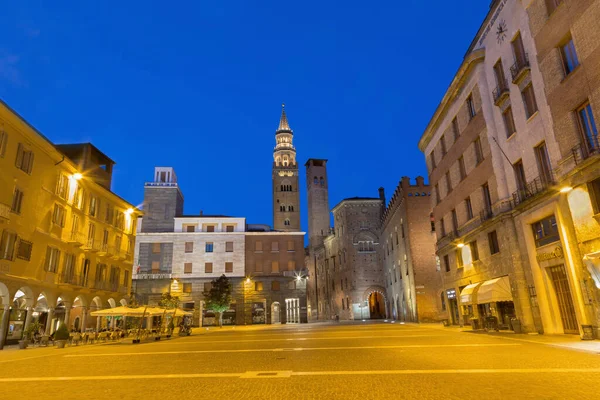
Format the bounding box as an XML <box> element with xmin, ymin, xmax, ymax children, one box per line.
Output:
<box><xmin>273</xmin><ymin>104</ymin><xmax>300</xmax><ymax>231</ymax></box>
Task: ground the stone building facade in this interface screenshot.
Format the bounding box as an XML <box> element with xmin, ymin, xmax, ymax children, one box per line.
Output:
<box><xmin>0</xmin><ymin>99</ymin><xmax>138</xmax><ymax>348</ymax></box>
<box><xmin>381</xmin><ymin>177</ymin><xmax>440</xmax><ymax>323</ymax></box>
<box><xmin>305</xmin><ymin>160</ymin><xmax>386</xmax><ymax>321</ymax></box>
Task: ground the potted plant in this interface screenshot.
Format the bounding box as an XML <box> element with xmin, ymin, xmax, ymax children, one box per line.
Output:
<box><xmin>54</xmin><ymin>323</ymin><xmax>70</xmax><ymax>349</ymax></box>
<box><xmin>19</xmin><ymin>321</ymin><xmax>42</xmax><ymax>349</ymax></box>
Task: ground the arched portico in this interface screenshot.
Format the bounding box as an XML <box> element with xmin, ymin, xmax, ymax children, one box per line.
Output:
<box><xmin>363</xmin><ymin>286</ymin><xmax>388</xmax><ymax>320</ymax></box>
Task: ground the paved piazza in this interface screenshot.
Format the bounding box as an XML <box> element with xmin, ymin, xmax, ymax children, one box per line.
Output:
<box><xmin>2</xmin><ymin>322</ymin><xmax>600</xmax><ymax>400</ymax></box>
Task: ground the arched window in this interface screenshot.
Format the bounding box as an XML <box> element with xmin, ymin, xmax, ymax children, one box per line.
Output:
<box><xmin>284</xmin><ymin>219</ymin><xmax>290</xmax><ymax>226</ymax></box>
<box><xmin>288</xmin><ymin>205</ymin><xmax>293</xmax><ymax>212</ymax></box>
<box><xmin>280</xmin><ymin>185</ymin><xmax>284</xmax><ymax>192</ymax></box>
<box><xmin>314</xmin><ymin>177</ymin><xmax>318</xmax><ymax>184</ymax></box>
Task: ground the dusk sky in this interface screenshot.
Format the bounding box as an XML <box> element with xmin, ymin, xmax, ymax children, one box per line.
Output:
<box><xmin>1</xmin><ymin>1</ymin><xmax>490</xmax><ymax>230</ymax></box>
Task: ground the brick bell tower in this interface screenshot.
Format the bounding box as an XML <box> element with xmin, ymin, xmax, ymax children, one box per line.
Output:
<box><xmin>273</xmin><ymin>104</ymin><xmax>300</xmax><ymax>231</ymax></box>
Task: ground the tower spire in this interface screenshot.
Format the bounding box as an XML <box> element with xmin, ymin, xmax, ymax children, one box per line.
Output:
<box><xmin>277</xmin><ymin>103</ymin><xmax>292</xmax><ymax>133</ymax></box>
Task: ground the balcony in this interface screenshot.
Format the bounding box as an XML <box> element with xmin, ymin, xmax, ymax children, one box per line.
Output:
<box><xmin>493</xmin><ymin>79</ymin><xmax>510</xmax><ymax>106</ymax></box>
<box><xmin>145</xmin><ymin>181</ymin><xmax>178</xmax><ymax>188</ymax></box>
<box><xmin>512</xmin><ymin>172</ymin><xmax>556</xmax><ymax>207</ymax></box>
<box><xmin>66</xmin><ymin>231</ymin><xmax>86</xmax><ymax>247</ymax></box>
<box><xmin>572</xmin><ymin>136</ymin><xmax>600</xmax><ymax>166</ymax></box>
<box><xmin>0</xmin><ymin>203</ymin><xmax>10</xmax><ymax>221</ymax></box>
<box><xmin>133</xmin><ymin>272</ymin><xmax>173</xmax><ymax>280</ymax></box>
<box><xmin>98</xmin><ymin>243</ymin><xmax>114</xmax><ymax>257</ymax></box>
<box><xmin>436</xmin><ymin>230</ymin><xmax>457</xmax><ymax>251</ymax></box>
<box><xmin>91</xmin><ymin>280</ymin><xmax>109</xmax><ymax>290</ymax></box>
<box><xmin>83</xmin><ymin>238</ymin><xmax>101</xmax><ymax>252</ymax></box>
<box><xmin>510</xmin><ymin>54</ymin><xmax>531</xmax><ymax>83</ymax></box>
<box><xmin>59</xmin><ymin>272</ymin><xmax>87</xmax><ymax>287</ymax></box>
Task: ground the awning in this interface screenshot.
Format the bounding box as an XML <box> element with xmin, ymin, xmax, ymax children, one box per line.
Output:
<box><xmin>90</xmin><ymin>306</ymin><xmax>166</xmax><ymax>317</ymax></box>
<box><xmin>460</xmin><ymin>282</ymin><xmax>481</xmax><ymax>305</ymax></box>
<box><xmin>477</xmin><ymin>276</ymin><xmax>513</xmax><ymax>304</ymax></box>
<box><xmin>583</xmin><ymin>250</ymin><xmax>600</xmax><ymax>289</ymax></box>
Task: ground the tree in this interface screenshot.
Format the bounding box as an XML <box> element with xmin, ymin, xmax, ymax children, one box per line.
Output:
<box><xmin>203</xmin><ymin>274</ymin><xmax>232</xmax><ymax>328</ymax></box>
<box><xmin>158</xmin><ymin>292</ymin><xmax>180</xmax><ymax>309</ymax></box>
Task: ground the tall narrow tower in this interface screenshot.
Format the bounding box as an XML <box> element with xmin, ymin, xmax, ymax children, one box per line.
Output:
<box><xmin>305</xmin><ymin>159</ymin><xmax>330</xmax><ymax>247</ymax></box>
<box><xmin>273</xmin><ymin>104</ymin><xmax>300</xmax><ymax>231</ymax></box>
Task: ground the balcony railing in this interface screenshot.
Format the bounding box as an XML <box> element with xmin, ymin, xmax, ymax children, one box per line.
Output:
<box><xmin>59</xmin><ymin>272</ymin><xmax>87</xmax><ymax>287</ymax></box>
<box><xmin>512</xmin><ymin>172</ymin><xmax>555</xmax><ymax>207</ymax></box>
<box><xmin>91</xmin><ymin>280</ymin><xmax>109</xmax><ymax>290</ymax></box>
<box><xmin>493</xmin><ymin>79</ymin><xmax>510</xmax><ymax>106</ymax></box>
<box><xmin>66</xmin><ymin>231</ymin><xmax>86</xmax><ymax>246</ymax></box>
<box><xmin>572</xmin><ymin>136</ymin><xmax>600</xmax><ymax>165</ymax></box>
<box><xmin>0</xmin><ymin>203</ymin><xmax>10</xmax><ymax>220</ymax></box>
<box><xmin>145</xmin><ymin>181</ymin><xmax>178</xmax><ymax>187</ymax></box>
<box><xmin>133</xmin><ymin>272</ymin><xmax>173</xmax><ymax>280</ymax></box>
<box><xmin>510</xmin><ymin>54</ymin><xmax>531</xmax><ymax>83</ymax></box>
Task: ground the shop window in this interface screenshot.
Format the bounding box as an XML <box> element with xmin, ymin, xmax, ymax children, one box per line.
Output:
<box><xmin>532</xmin><ymin>215</ymin><xmax>560</xmax><ymax>248</ymax></box>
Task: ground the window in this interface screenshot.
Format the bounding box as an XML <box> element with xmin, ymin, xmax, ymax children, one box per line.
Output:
<box><xmin>186</xmin><ymin>225</ymin><xmax>195</xmax><ymax>232</ymax></box>
<box><xmin>503</xmin><ymin>106</ymin><xmax>517</xmax><ymax>138</ymax></box>
<box><xmin>206</xmin><ymin>225</ymin><xmax>215</xmax><ymax>232</ymax></box>
<box><xmin>482</xmin><ymin>183</ymin><xmax>492</xmax><ymax>215</ymax></box>
<box><xmin>284</xmin><ymin>219</ymin><xmax>290</xmax><ymax>226</ymax></box>
<box><xmin>287</xmin><ymin>241</ymin><xmax>295</xmax><ymax>252</ymax></box>
<box><xmin>443</xmin><ymin>255</ymin><xmax>450</xmax><ymax>272</ymax></box>
<box><xmin>430</xmin><ymin>213</ymin><xmax>436</xmax><ymax>232</ymax></box>
<box><xmin>15</xmin><ymin>239</ymin><xmax>32</xmax><ymax>261</ymax></box>
<box><xmin>104</xmin><ymin>204</ymin><xmax>114</xmax><ymax>225</ymax></box>
<box><xmin>288</xmin><ymin>260</ymin><xmax>296</xmax><ymax>271</ymax></box>
<box><xmin>225</xmin><ymin>262</ymin><xmax>233</xmax><ymax>273</ymax></box>
<box><xmin>226</xmin><ymin>242</ymin><xmax>234</xmax><ymax>252</ymax></box>
<box><xmin>441</xmin><ymin>135</ymin><xmax>447</xmax><ymax>156</ymax></box>
<box><xmin>89</xmin><ymin>196</ymin><xmax>98</xmax><ymax>217</ymax></box>
<box><xmin>546</xmin><ymin>0</ymin><xmax>563</xmax><ymax>14</ymax></box>
<box><xmin>205</xmin><ymin>242</ymin><xmax>214</xmax><ymax>252</ymax></box>
<box><xmin>456</xmin><ymin>249</ymin><xmax>464</xmax><ymax>268</ymax></box>
<box><xmin>184</xmin><ymin>263</ymin><xmax>193</xmax><ymax>274</ymax></box>
<box><xmin>0</xmin><ymin>230</ymin><xmax>17</xmax><ymax>260</ymax></box>
<box><xmin>452</xmin><ymin>117</ymin><xmax>460</xmax><ymax>141</ymax></box>
<box><xmin>56</xmin><ymin>174</ymin><xmax>69</xmax><ymax>199</ymax></box>
<box><xmin>185</xmin><ymin>242</ymin><xmax>194</xmax><ymax>253</ymax></box>
<box><xmin>514</xmin><ymin>159</ymin><xmax>527</xmax><ymax>197</ymax></box>
<box><xmin>183</xmin><ymin>283</ymin><xmax>192</xmax><ymax>293</ymax></box>
<box><xmin>429</xmin><ymin>150</ymin><xmax>436</xmax><ymax>170</ymax></box>
<box><xmin>458</xmin><ymin>156</ymin><xmax>466</xmax><ymax>181</ymax></box>
<box><xmin>151</xmin><ymin>261</ymin><xmax>160</xmax><ymax>273</ymax></box>
<box><xmin>272</xmin><ymin>281</ymin><xmax>280</xmax><ymax>291</ymax></box>
<box><xmin>588</xmin><ymin>178</ymin><xmax>600</xmax><ymax>215</ymax></box>
<box><xmin>535</xmin><ymin>141</ymin><xmax>553</xmax><ymax>184</ymax></box>
<box><xmin>532</xmin><ymin>215</ymin><xmax>560</xmax><ymax>247</ymax></box>
<box><xmin>255</xmin><ymin>282</ymin><xmax>264</xmax><ymax>291</ymax></box>
<box><xmin>440</xmin><ymin>292</ymin><xmax>447</xmax><ymax>311</ymax></box>
<box><xmin>465</xmin><ymin>197</ymin><xmax>473</xmax><ymax>220</ymax></box>
<box><xmin>0</xmin><ymin>130</ymin><xmax>7</xmax><ymax>157</ymax></box>
<box><xmin>474</xmin><ymin>137</ymin><xmax>484</xmax><ymax>165</ymax></box>
<box><xmin>435</xmin><ymin>184</ymin><xmax>440</xmax><ymax>204</ymax></box>
<box><xmin>152</xmin><ymin>243</ymin><xmax>161</xmax><ymax>253</ymax></box>
<box><xmin>203</xmin><ymin>282</ymin><xmax>212</xmax><ymax>292</ymax></box>
<box><xmin>512</xmin><ymin>32</ymin><xmax>527</xmax><ymax>67</ymax></box>
<box><xmin>470</xmin><ymin>241</ymin><xmax>480</xmax><ymax>261</ymax></box>
<box><xmin>358</xmin><ymin>241</ymin><xmax>375</xmax><ymax>252</ymax></box>
<box><xmin>494</xmin><ymin>59</ymin><xmax>507</xmax><ymax>89</ymax></box>
<box><xmin>488</xmin><ymin>231</ymin><xmax>500</xmax><ymax>255</ymax></box>
<box><xmin>205</xmin><ymin>262</ymin><xmax>213</xmax><ymax>273</ymax></box>
<box><xmin>73</xmin><ymin>185</ymin><xmax>84</xmax><ymax>210</ymax></box>
<box><xmin>440</xmin><ymin>218</ymin><xmax>446</xmax><ymax>237</ymax></box>
<box><xmin>577</xmin><ymin>102</ymin><xmax>599</xmax><ymax>153</ymax></box>
<box><xmin>271</xmin><ymin>241</ymin><xmax>279</xmax><ymax>252</ymax></box>
<box><xmin>15</xmin><ymin>143</ymin><xmax>34</xmax><ymax>174</ymax></box>
<box><xmin>44</xmin><ymin>246</ymin><xmax>61</xmax><ymax>272</ymax></box>
<box><xmin>522</xmin><ymin>84</ymin><xmax>538</xmax><ymax>119</ymax></box>
<box><xmin>445</xmin><ymin>171</ymin><xmax>452</xmax><ymax>193</ymax></box>
<box><xmin>560</xmin><ymin>35</ymin><xmax>579</xmax><ymax>76</ymax></box>
<box><xmin>467</xmin><ymin>94</ymin><xmax>476</xmax><ymax>120</ymax></box>
<box><xmin>226</xmin><ymin>225</ymin><xmax>234</xmax><ymax>232</ymax></box>
<box><xmin>52</xmin><ymin>204</ymin><xmax>66</xmax><ymax>227</ymax></box>
<box><xmin>271</xmin><ymin>261</ymin><xmax>280</xmax><ymax>273</ymax></box>
<box><xmin>451</xmin><ymin>209</ymin><xmax>458</xmax><ymax>233</ymax></box>
<box><xmin>11</xmin><ymin>187</ymin><xmax>23</xmax><ymax>214</ymax></box>
<box><xmin>255</xmin><ymin>241</ymin><xmax>263</xmax><ymax>252</ymax></box>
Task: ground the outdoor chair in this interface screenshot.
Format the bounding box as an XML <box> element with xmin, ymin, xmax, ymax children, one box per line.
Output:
<box><xmin>72</xmin><ymin>333</ymin><xmax>82</xmax><ymax>345</ymax></box>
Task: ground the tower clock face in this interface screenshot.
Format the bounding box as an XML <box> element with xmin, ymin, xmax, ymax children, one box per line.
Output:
<box><xmin>496</xmin><ymin>20</ymin><xmax>507</xmax><ymax>44</ymax></box>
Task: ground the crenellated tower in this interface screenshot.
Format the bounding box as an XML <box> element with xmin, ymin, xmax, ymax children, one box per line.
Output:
<box><xmin>273</xmin><ymin>104</ymin><xmax>300</xmax><ymax>231</ymax></box>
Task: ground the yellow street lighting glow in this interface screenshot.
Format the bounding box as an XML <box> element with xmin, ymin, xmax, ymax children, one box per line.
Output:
<box><xmin>457</xmin><ymin>243</ymin><xmax>465</xmax><ymax>248</ymax></box>
<box><xmin>246</xmin><ymin>277</ymin><xmax>251</xmax><ymax>283</ymax></box>
<box><xmin>125</xmin><ymin>208</ymin><xmax>134</xmax><ymax>215</ymax></box>
<box><xmin>560</xmin><ymin>186</ymin><xmax>573</xmax><ymax>193</ymax></box>
<box><xmin>72</xmin><ymin>172</ymin><xmax>83</xmax><ymax>180</ymax></box>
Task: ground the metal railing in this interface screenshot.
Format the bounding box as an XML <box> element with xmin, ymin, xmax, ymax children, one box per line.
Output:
<box><xmin>67</xmin><ymin>231</ymin><xmax>86</xmax><ymax>245</ymax></box>
<box><xmin>92</xmin><ymin>280</ymin><xmax>109</xmax><ymax>290</ymax></box>
<box><xmin>512</xmin><ymin>172</ymin><xmax>555</xmax><ymax>207</ymax></box>
<box><xmin>510</xmin><ymin>53</ymin><xmax>530</xmax><ymax>82</ymax></box>
<box><xmin>144</xmin><ymin>181</ymin><xmax>178</xmax><ymax>187</ymax></box>
<box><xmin>572</xmin><ymin>136</ymin><xmax>600</xmax><ymax>165</ymax></box>
<box><xmin>492</xmin><ymin>79</ymin><xmax>510</xmax><ymax>105</ymax></box>
<box><xmin>132</xmin><ymin>272</ymin><xmax>173</xmax><ymax>280</ymax></box>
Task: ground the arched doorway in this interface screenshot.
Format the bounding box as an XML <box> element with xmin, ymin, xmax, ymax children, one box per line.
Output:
<box><xmin>7</xmin><ymin>288</ymin><xmax>34</xmax><ymax>343</ymax></box>
<box><xmin>271</xmin><ymin>302</ymin><xmax>281</xmax><ymax>324</ymax></box>
<box><xmin>368</xmin><ymin>292</ymin><xmax>386</xmax><ymax>319</ymax></box>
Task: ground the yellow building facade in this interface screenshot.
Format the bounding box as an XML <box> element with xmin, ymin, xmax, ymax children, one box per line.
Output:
<box><xmin>0</xmin><ymin>100</ymin><xmax>139</xmax><ymax>347</ymax></box>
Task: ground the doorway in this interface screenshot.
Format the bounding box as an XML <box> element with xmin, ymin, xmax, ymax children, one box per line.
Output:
<box><xmin>271</xmin><ymin>302</ymin><xmax>281</xmax><ymax>324</ymax></box>
<box><xmin>548</xmin><ymin>265</ymin><xmax>579</xmax><ymax>334</ymax></box>
<box><xmin>368</xmin><ymin>292</ymin><xmax>385</xmax><ymax>319</ymax></box>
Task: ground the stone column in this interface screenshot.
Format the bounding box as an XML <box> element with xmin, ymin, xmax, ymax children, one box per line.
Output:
<box><xmin>0</xmin><ymin>306</ymin><xmax>10</xmax><ymax>350</ymax></box>
<box><xmin>23</xmin><ymin>307</ymin><xmax>33</xmax><ymax>335</ymax></box>
<box><xmin>45</xmin><ymin>308</ymin><xmax>55</xmax><ymax>335</ymax></box>
<box><xmin>80</xmin><ymin>307</ymin><xmax>88</xmax><ymax>333</ymax></box>
<box><xmin>63</xmin><ymin>303</ymin><xmax>71</xmax><ymax>330</ymax></box>
<box><xmin>96</xmin><ymin>315</ymin><xmax>101</xmax><ymax>332</ymax></box>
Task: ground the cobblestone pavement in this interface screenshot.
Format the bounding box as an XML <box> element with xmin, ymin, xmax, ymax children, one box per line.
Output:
<box><xmin>1</xmin><ymin>322</ymin><xmax>600</xmax><ymax>400</ymax></box>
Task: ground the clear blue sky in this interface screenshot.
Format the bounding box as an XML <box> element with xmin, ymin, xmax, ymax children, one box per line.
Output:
<box><xmin>1</xmin><ymin>1</ymin><xmax>490</xmax><ymax>229</ymax></box>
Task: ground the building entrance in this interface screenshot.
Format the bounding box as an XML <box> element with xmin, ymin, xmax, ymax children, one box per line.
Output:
<box><xmin>285</xmin><ymin>298</ymin><xmax>299</xmax><ymax>324</ymax></box>
<box><xmin>548</xmin><ymin>264</ymin><xmax>579</xmax><ymax>334</ymax></box>
<box><xmin>368</xmin><ymin>292</ymin><xmax>385</xmax><ymax>319</ymax></box>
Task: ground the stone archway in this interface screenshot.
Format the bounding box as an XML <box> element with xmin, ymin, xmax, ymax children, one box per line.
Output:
<box><xmin>362</xmin><ymin>286</ymin><xmax>387</xmax><ymax>320</ymax></box>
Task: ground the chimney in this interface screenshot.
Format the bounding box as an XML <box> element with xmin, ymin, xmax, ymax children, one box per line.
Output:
<box><xmin>378</xmin><ymin>187</ymin><xmax>386</xmax><ymax>205</ymax></box>
<box><xmin>416</xmin><ymin>176</ymin><xmax>425</xmax><ymax>187</ymax></box>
